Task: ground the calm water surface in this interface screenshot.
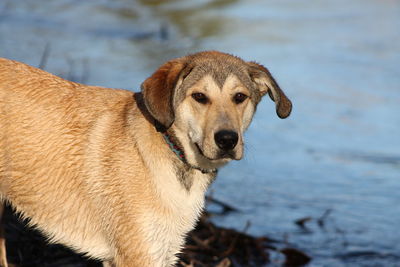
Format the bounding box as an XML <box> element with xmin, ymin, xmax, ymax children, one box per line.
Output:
<box><xmin>1</xmin><ymin>0</ymin><xmax>399</xmax><ymax>266</ymax></box>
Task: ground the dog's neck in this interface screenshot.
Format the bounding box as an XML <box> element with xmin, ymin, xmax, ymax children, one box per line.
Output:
<box><xmin>162</xmin><ymin>130</ymin><xmax>218</xmax><ymax>174</ymax></box>
<box><xmin>162</xmin><ymin>131</ymin><xmax>186</xmax><ymax>161</ymax></box>
<box><xmin>134</xmin><ymin>92</ymin><xmax>218</xmax><ymax>175</ymax></box>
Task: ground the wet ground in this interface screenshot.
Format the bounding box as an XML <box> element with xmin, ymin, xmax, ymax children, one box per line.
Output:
<box><xmin>1</xmin><ymin>0</ymin><xmax>399</xmax><ymax>266</ymax></box>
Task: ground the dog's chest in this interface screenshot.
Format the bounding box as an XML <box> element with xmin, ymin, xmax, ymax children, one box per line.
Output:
<box><xmin>143</xmin><ymin>168</ymin><xmax>210</xmax><ymax>266</ymax></box>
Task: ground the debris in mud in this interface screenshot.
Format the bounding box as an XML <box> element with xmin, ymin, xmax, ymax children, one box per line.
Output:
<box><xmin>178</xmin><ymin>215</ymin><xmax>270</xmax><ymax>267</ymax></box>
<box><xmin>280</xmin><ymin>248</ymin><xmax>311</xmax><ymax>267</ymax></box>
<box><xmin>178</xmin><ymin>198</ymin><xmax>311</xmax><ymax>267</ymax></box>
<box><xmin>2</xmin><ymin>201</ymin><xmax>311</xmax><ymax>267</ymax></box>
<box><xmin>205</xmin><ymin>196</ymin><xmax>239</xmax><ymax>215</ymax></box>
<box><xmin>294</xmin><ymin>209</ymin><xmax>333</xmax><ymax>231</ymax></box>
<box><xmin>294</xmin><ymin>217</ymin><xmax>312</xmax><ymax>229</ymax></box>
<box><xmin>178</xmin><ymin>212</ymin><xmax>311</xmax><ymax>267</ymax></box>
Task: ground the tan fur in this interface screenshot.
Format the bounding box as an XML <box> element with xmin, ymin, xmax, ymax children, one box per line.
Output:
<box><xmin>0</xmin><ymin>51</ymin><xmax>291</xmax><ymax>266</ymax></box>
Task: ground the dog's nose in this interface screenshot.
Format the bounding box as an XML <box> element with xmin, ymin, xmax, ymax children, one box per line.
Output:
<box><xmin>214</xmin><ymin>130</ymin><xmax>238</xmax><ymax>151</ymax></box>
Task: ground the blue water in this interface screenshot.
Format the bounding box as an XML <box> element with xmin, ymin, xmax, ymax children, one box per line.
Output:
<box><xmin>1</xmin><ymin>0</ymin><xmax>399</xmax><ymax>265</ymax></box>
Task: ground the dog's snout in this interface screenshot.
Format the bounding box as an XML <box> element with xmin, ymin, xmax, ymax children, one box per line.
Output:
<box><xmin>214</xmin><ymin>130</ymin><xmax>238</xmax><ymax>151</ymax></box>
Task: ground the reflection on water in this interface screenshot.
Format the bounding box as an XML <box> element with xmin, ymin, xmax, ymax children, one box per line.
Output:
<box><xmin>1</xmin><ymin>0</ymin><xmax>399</xmax><ymax>266</ymax></box>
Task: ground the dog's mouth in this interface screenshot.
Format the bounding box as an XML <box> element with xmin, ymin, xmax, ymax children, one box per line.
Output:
<box><xmin>194</xmin><ymin>143</ymin><xmax>214</xmax><ymax>160</ymax></box>
<box><xmin>195</xmin><ymin>143</ymin><xmax>235</xmax><ymax>161</ymax></box>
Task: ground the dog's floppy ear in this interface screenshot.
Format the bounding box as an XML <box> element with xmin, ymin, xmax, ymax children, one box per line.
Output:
<box><xmin>141</xmin><ymin>59</ymin><xmax>188</xmax><ymax>128</ymax></box>
<box><xmin>247</xmin><ymin>62</ymin><xmax>292</xmax><ymax>119</ymax></box>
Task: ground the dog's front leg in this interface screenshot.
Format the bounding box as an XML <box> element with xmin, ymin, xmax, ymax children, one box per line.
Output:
<box><xmin>102</xmin><ymin>261</ymin><xmax>114</xmax><ymax>267</ymax></box>
<box><xmin>108</xmin><ymin>232</ymin><xmax>162</xmax><ymax>267</ymax></box>
<box><xmin>0</xmin><ymin>203</ymin><xmax>8</xmax><ymax>267</ymax></box>
<box><xmin>112</xmin><ymin>248</ymin><xmax>156</xmax><ymax>267</ymax></box>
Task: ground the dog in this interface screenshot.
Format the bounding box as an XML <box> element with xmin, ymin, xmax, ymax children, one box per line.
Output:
<box><xmin>0</xmin><ymin>51</ymin><xmax>292</xmax><ymax>266</ymax></box>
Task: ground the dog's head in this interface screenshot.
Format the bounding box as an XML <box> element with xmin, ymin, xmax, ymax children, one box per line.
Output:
<box><xmin>141</xmin><ymin>51</ymin><xmax>292</xmax><ymax>169</ymax></box>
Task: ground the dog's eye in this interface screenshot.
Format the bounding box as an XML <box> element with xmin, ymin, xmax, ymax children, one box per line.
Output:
<box><xmin>192</xmin><ymin>93</ymin><xmax>208</xmax><ymax>104</ymax></box>
<box><xmin>233</xmin><ymin>93</ymin><xmax>248</xmax><ymax>104</ymax></box>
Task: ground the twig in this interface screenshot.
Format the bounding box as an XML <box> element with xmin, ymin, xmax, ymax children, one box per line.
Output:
<box><xmin>38</xmin><ymin>43</ymin><xmax>51</xmax><ymax>70</ymax></box>
<box><xmin>317</xmin><ymin>209</ymin><xmax>332</xmax><ymax>228</ymax></box>
<box><xmin>205</xmin><ymin>196</ymin><xmax>239</xmax><ymax>214</ymax></box>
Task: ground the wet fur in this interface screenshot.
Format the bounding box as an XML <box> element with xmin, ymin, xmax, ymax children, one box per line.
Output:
<box><xmin>0</xmin><ymin>51</ymin><xmax>291</xmax><ymax>266</ymax></box>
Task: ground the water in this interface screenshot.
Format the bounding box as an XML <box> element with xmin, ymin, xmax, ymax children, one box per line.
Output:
<box><xmin>1</xmin><ymin>0</ymin><xmax>399</xmax><ymax>266</ymax></box>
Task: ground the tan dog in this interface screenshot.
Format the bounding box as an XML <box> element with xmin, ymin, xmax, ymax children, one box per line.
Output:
<box><xmin>0</xmin><ymin>51</ymin><xmax>292</xmax><ymax>266</ymax></box>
